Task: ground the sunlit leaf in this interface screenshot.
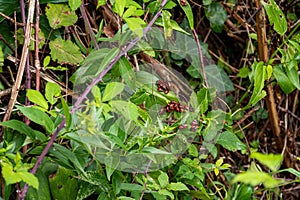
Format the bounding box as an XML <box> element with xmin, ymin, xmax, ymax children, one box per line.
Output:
<box><xmin>250</xmin><ymin>152</ymin><xmax>283</xmax><ymax>172</ymax></box>
<box><xmin>45</xmin><ymin>3</ymin><xmax>78</xmax><ymax>29</ymax></box>
<box><xmin>49</xmin><ymin>38</ymin><xmax>83</xmax><ymax>65</ymax></box>
<box><xmin>232</xmin><ymin>171</ymin><xmax>283</xmax><ymax>188</ymax></box>
<box><xmin>262</xmin><ymin>0</ymin><xmax>287</xmax><ymax>36</ymax></box>
<box><xmin>27</xmin><ymin>89</ymin><xmax>48</xmax><ymax>110</ymax></box>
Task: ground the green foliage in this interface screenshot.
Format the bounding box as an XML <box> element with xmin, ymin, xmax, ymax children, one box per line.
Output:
<box><xmin>1</xmin><ymin>0</ymin><xmax>300</xmax><ymax>199</ymax></box>
<box><xmin>262</xmin><ymin>0</ymin><xmax>287</xmax><ymax>36</ymax></box>
<box><xmin>45</xmin><ymin>3</ymin><xmax>78</xmax><ymax>29</ymax></box>
<box><xmin>1</xmin><ymin>153</ymin><xmax>39</xmax><ymax>190</ymax></box>
<box><xmin>205</xmin><ymin>2</ymin><xmax>227</xmax><ymax>33</ymax></box>
<box><xmin>49</xmin><ymin>167</ymin><xmax>78</xmax><ymax>200</ymax></box>
<box><xmin>49</xmin><ymin>38</ymin><xmax>83</xmax><ymax>65</ymax></box>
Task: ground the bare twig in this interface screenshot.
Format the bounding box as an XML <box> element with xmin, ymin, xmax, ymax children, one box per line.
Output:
<box><xmin>1</xmin><ymin>0</ymin><xmax>35</xmax><ymax>133</ymax></box>
<box><xmin>255</xmin><ymin>0</ymin><xmax>280</xmax><ymax>138</ymax></box>
<box><xmin>80</xmin><ymin>4</ymin><xmax>99</xmax><ymax>50</ymax></box>
<box><xmin>0</xmin><ymin>12</ymin><xmax>25</xmax><ymax>26</ymax></box>
<box><xmin>35</xmin><ymin>0</ymin><xmax>41</xmax><ymax>91</ymax></box>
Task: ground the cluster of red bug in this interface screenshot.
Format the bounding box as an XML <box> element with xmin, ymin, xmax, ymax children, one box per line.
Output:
<box><xmin>156</xmin><ymin>80</ymin><xmax>172</xmax><ymax>94</ymax></box>
<box><xmin>156</xmin><ymin>79</ymin><xmax>199</xmax><ymax>131</ymax></box>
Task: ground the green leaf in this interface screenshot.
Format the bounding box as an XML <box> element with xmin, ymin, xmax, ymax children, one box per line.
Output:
<box><xmin>205</xmin><ymin>2</ymin><xmax>227</xmax><ymax>33</ymax></box>
<box><xmin>105</xmin><ymin>154</ymin><xmax>120</xmax><ymax>181</ymax></box>
<box><xmin>232</xmin><ymin>171</ymin><xmax>283</xmax><ymax>188</ymax></box>
<box><xmin>2</xmin><ymin>162</ymin><xmax>22</xmax><ymax>185</ymax></box>
<box><xmin>26</xmin><ymin>89</ymin><xmax>48</xmax><ymax>110</ymax></box>
<box><xmin>49</xmin><ymin>38</ymin><xmax>83</xmax><ymax>65</ymax></box>
<box><xmin>273</xmin><ymin>64</ymin><xmax>296</xmax><ymax>94</ymax></box>
<box><xmin>158</xmin><ymin>172</ymin><xmax>169</xmax><ymax>188</ymax></box>
<box><xmin>61</xmin><ymin>97</ymin><xmax>71</xmax><ymax>130</ymax></box>
<box><xmin>99</xmin><ymin>47</ymin><xmax>120</xmax><ymax>73</ymax></box>
<box><xmin>124</xmin><ymin>17</ymin><xmax>146</xmax><ymax>37</ymax></box>
<box><xmin>114</xmin><ymin>0</ymin><xmax>126</xmax><ymax>17</ymax></box>
<box><xmin>45</xmin><ymin>82</ymin><xmax>61</xmax><ymax>105</ymax></box>
<box><xmin>17</xmin><ymin>106</ymin><xmax>54</xmax><ymax>133</ymax></box>
<box><xmin>110</xmin><ymin>100</ymin><xmax>139</xmax><ymax>122</ymax></box>
<box><xmin>167</xmin><ymin>182</ymin><xmax>189</xmax><ymax>191</ymax></box>
<box><xmin>237</xmin><ymin>67</ymin><xmax>251</xmax><ymax>78</ymax></box>
<box><xmin>123</xmin><ymin>6</ymin><xmax>137</xmax><ymax>18</ymax></box>
<box><xmin>216</xmin><ymin>131</ymin><xmax>247</xmax><ymax>152</ymax></box>
<box><xmin>102</xmin><ymin>82</ymin><xmax>124</xmax><ymax>102</ymax></box>
<box><xmin>177</xmin><ymin>0</ymin><xmax>194</xmax><ymax>29</ymax></box>
<box><xmin>97</xmin><ymin>0</ymin><xmax>106</xmax><ymax>9</ymax></box>
<box><xmin>18</xmin><ymin>172</ymin><xmax>39</xmax><ymax>190</ymax></box>
<box><xmin>286</xmin><ymin>67</ymin><xmax>300</xmax><ymax>90</ymax></box>
<box><xmin>120</xmin><ymin>183</ymin><xmax>144</xmax><ymax>191</ymax></box>
<box><xmin>0</xmin><ymin>0</ymin><xmax>19</xmax><ymax>23</ymax></box>
<box><xmin>45</xmin><ymin>3</ymin><xmax>78</xmax><ymax>29</ymax></box>
<box><xmin>262</xmin><ymin>0</ymin><xmax>287</xmax><ymax>36</ymax></box>
<box><xmin>249</xmin><ymin>62</ymin><xmax>266</xmax><ymax>106</ymax></box>
<box><xmin>49</xmin><ymin>167</ymin><xmax>78</xmax><ymax>200</ymax></box>
<box><xmin>250</xmin><ymin>152</ymin><xmax>283</xmax><ymax>172</ymax></box>
<box><xmin>68</xmin><ymin>0</ymin><xmax>81</xmax><ymax>11</ymax></box>
<box><xmin>188</xmin><ymin>144</ymin><xmax>199</xmax><ymax>157</ymax></box>
<box><xmin>1</xmin><ymin>162</ymin><xmax>39</xmax><ymax>189</ymax></box>
<box><xmin>162</xmin><ymin>10</ymin><xmax>173</xmax><ymax>39</ymax></box>
<box><xmin>0</xmin><ymin>120</ymin><xmax>46</xmax><ymax>141</ymax></box>
<box><xmin>43</xmin><ymin>56</ymin><xmax>51</xmax><ymax>67</ymax></box>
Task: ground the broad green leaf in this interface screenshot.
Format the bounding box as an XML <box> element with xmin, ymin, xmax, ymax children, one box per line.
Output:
<box><xmin>2</xmin><ymin>162</ymin><xmax>22</xmax><ymax>185</ymax></box>
<box><xmin>45</xmin><ymin>3</ymin><xmax>78</xmax><ymax>29</ymax></box>
<box><xmin>0</xmin><ymin>120</ymin><xmax>46</xmax><ymax>141</ymax></box>
<box><xmin>45</xmin><ymin>82</ymin><xmax>61</xmax><ymax>105</ymax></box>
<box><xmin>17</xmin><ymin>106</ymin><xmax>54</xmax><ymax>133</ymax></box>
<box><xmin>273</xmin><ymin>64</ymin><xmax>295</xmax><ymax>94</ymax></box>
<box><xmin>177</xmin><ymin>0</ymin><xmax>194</xmax><ymax>29</ymax></box>
<box><xmin>232</xmin><ymin>171</ymin><xmax>283</xmax><ymax>188</ymax></box>
<box><xmin>49</xmin><ymin>167</ymin><xmax>78</xmax><ymax>200</ymax></box>
<box><xmin>158</xmin><ymin>189</ymin><xmax>174</xmax><ymax>199</ymax></box>
<box><xmin>167</xmin><ymin>182</ymin><xmax>189</xmax><ymax>191</ymax></box>
<box><xmin>18</xmin><ymin>172</ymin><xmax>39</xmax><ymax>190</ymax></box>
<box><xmin>188</xmin><ymin>144</ymin><xmax>199</xmax><ymax>157</ymax></box>
<box><xmin>250</xmin><ymin>152</ymin><xmax>283</xmax><ymax>172</ymax></box>
<box><xmin>249</xmin><ymin>62</ymin><xmax>266</xmax><ymax>106</ymax></box>
<box><xmin>26</xmin><ymin>89</ymin><xmax>48</xmax><ymax>110</ymax></box>
<box><xmin>49</xmin><ymin>38</ymin><xmax>83</xmax><ymax>65</ymax></box>
<box><xmin>262</xmin><ymin>0</ymin><xmax>287</xmax><ymax>36</ymax></box>
<box><xmin>158</xmin><ymin>172</ymin><xmax>169</xmax><ymax>188</ymax></box>
<box><xmin>120</xmin><ymin>183</ymin><xmax>144</xmax><ymax>191</ymax></box>
<box><xmin>114</xmin><ymin>0</ymin><xmax>126</xmax><ymax>17</ymax></box>
<box><xmin>124</xmin><ymin>17</ymin><xmax>146</xmax><ymax>37</ymax></box>
<box><xmin>216</xmin><ymin>131</ymin><xmax>247</xmax><ymax>152</ymax></box>
<box><xmin>216</xmin><ymin>158</ymin><xmax>223</xmax><ymax>167</ymax></box>
<box><xmin>205</xmin><ymin>2</ymin><xmax>227</xmax><ymax>33</ymax></box>
<box><xmin>68</xmin><ymin>0</ymin><xmax>81</xmax><ymax>11</ymax></box>
<box><xmin>102</xmin><ymin>82</ymin><xmax>124</xmax><ymax>102</ymax></box>
<box><xmin>1</xmin><ymin>162</ymin><xmax>39</xmax><ymax>189</ymax></box>
<box><xmin>110</xmin><ymin>100</ymin><xmax>139</xmax><ymax>122</ymax></box>
<box><xmin>123</xmin><ymin>6</ymin><xmax>137</xmax><ymax>18</ymax></box>
<box><xmin>162</xmin><ymin>10</ymin><xmax>172</xmax><ymax>39</ymax></box>
<box><xmin>105</xmin><ymin>153</ymin><xmax>120</xmax><ymax>181</ymax></box>
<box><xmin>286</xmin><ymin>67</ymin><xmax>300</xmax><ymax>90</ymax></box>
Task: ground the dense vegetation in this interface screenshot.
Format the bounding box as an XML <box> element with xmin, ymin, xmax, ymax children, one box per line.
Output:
<box><xmin>0</xmin><ymin>0</ymin><xmax>300</xmax><ymax>199</ymax></box>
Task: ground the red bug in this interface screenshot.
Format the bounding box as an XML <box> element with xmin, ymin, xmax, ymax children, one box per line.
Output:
<box><xmin>180</xmin><ymin>0</ymin><xmax>187</xmax><ymax>6</ymax></box>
